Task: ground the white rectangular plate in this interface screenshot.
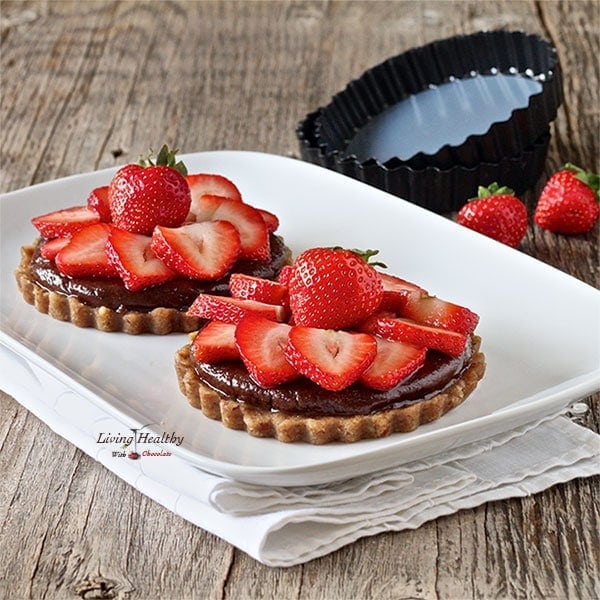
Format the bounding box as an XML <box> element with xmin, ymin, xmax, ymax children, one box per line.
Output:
<box><xmin>1</xmin><ymin>151</ymin><xmax>599</xmax><ymax>486</ymax></box>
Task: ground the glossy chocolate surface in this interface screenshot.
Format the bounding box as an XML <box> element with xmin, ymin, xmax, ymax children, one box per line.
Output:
<box><xmin>28</xmin><ymin>234</ymin><xmax>289</xmax><ymax>313</ymax></box>
<box><xmin>192</xmin><ymin>337</ymin><xmax>474</xmax><ymax>417</ymax></box>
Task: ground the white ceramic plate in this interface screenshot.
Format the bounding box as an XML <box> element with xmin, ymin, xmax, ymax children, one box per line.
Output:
<box><xmin>1</xmin><ymin>151</ymin><xmax>599</xmax><ymax>486</ymax></box>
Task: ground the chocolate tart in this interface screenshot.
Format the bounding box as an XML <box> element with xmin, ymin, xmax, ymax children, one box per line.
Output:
<box><xmin>175</xmin><ymin>334</ymin><xmax>486</xmax><ymax>444</ymax></box>
<box><xmin>15</xmin><ymin>235</ymin><xmax>291</xmax><ymax>335</ymax></box>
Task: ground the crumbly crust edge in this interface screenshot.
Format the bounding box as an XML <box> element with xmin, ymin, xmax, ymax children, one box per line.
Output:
<box><xmin>174</xmin><ymin>336</ymin><xmax>486</xmax><ymax>444</ymax></box>
<box><xmin>15</xmin><ymin>244</ymin><xmax>203</xmax><ymax>335</ymax></box>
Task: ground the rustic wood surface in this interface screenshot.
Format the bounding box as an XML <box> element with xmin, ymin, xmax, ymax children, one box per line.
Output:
<box><xmin>1</xmin><ymin>1</ymin><xmax>598</xmax><ymax>598</ymax></box>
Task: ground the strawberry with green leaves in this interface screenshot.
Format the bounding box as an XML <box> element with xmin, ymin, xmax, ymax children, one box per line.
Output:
<box><xmin>109</xmin><ymin>145</ymin><xmax>191</xmax><ymax>235</ymax></box>
<box><xmin>456</xmin><ymin>183</ymin><xmax>528</xmax><ymax>248</ymax></box>
<box><xmin>287</xmin><ymin>247</ymin><xmax>384</xmax><ymax>330</ymax></box>
<box><xmin>534</xmin><ymin>163</ymin><xmax>599</xmax><ymax>235</ymax></box>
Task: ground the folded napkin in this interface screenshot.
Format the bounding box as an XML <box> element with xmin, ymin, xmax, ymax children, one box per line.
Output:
<box><xmin>1</xmin><ymin>346</ymin><xmax>598</xmax><ymax>567</ymax></box>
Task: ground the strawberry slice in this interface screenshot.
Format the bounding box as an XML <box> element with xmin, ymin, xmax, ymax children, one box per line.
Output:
<box><xmin>378</xmin><ymin>272</ymin><xmax>427</xmax><ymax>311</ymax></box>
<box><xmin>40</xmin><ymin>237</ymin><xmax>70</xmax><ymax>260</ymax></box>
<box><xmin>359</xmin><ymin>337</ymin><xmax>426</xmax><ymax>391</ymax></box>
<box><xmin>106</xmin><ymin>228</ymin><xmax>175</xmax><ymax>291</ymax></box>
<box><xmin>187</xmin><ymin>194</ymin><xmax>270</xmax><ymax>261</ymax></box>
<box><xmin>277</xmin><ymin>265</ymin><xmax>294</xmax><ymax>286</ymax></box>
<box><xmin>395</xmin><ymin>293</ymin><xmax>480</xmax><ymax>335</ymax></box>
<box><xmin>257</xmin><ymin>208</ymin><xmax>279</xmax><ymax>232</ymax></box>
<box><xmin>235</xmin><ymin>315</ymin><xmax>298</xmax><ymax>387</ymax></box>
<box><xmin>285</xmin><ymin>327</ymin><xmax>377</xmax><ymax>391</ymax></box>
<box><xmin>360</xmin><ymin>313</ymin><xmax>467</xmax><ymax>357</ymax></box>
<box><xmin>186</xmin><ymin>173</ymin><xmax>243</xmax><ymax>203</ymax></box>
<box><xmin>55</xmin><ymin>223</ymin><xmax>119</xmax><ymax>278</ymax></box>
<box><xmin>188</xmin><ymin>294</ymin><xmax>287</xmax><ymax>324</ymax></box>
<box><xmin>32</xmin><ymin>206</ymin><xmax>101</xmax><ymax>239</ymax></box>
<box><xmin>86</xmin><ymin>186</ymin><xmax>111</xmax><ymax>222</ymax></box>
<box><xmin>151</xmin><ymin>221</ymin><xmax>241</xmax><ymax>280</ymax></box>
<box><xmin>192</xmin><ymin>322</ymin><xmax>239</xmax><ymax>363</ymax></box>
<box><xmin>229</xmin><ymin>273</ymin><xmax>288</xmax><ymax>305</ymax></box>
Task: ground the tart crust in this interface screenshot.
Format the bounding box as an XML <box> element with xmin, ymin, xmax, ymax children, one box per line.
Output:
<box><xmin>16</xmin><ymin>244</ymin><xmax>202</xmax><ymax>335</ymax></box>
<box><xmin>175</xmin><ymin>335</ymin><xmax>486</xmax><ymax>444</ymax></box>
<box><xmin>16</xmin><ymin>242</ymin><xmax>292</xmax><ymax>334</ymax></box>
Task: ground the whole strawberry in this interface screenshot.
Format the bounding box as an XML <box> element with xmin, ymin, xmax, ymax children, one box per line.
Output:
<box><xmin>109</xmin><ymin>145</ymin><xmax>191</xmax><ymax>235</ymax></box>
<box><xmin>534</xmin><ymin>163</ymin><xmax>599</xmax><ymax>234</ymax></box>
<box><xmin>456</xmin><ymin>183</ymin><xmax>528</xmax><ymax>248</ymax></box>
<box><xmin>287</xmin><ymin>247</ymin><xmax>384</xmax><ymax>330</ymax></box>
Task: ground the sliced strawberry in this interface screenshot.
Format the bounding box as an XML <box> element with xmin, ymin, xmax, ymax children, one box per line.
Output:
<box><xmin>54</xmin><ymin>223</ymin><xmax>119</xmax><ymax>278</ymax></box>
<box><xmin>360</xmin><ymin>313</ymin><xmax>467</xmax><ymax>357</ymax></box>
<box><xmin>40</xmin><ymin>237</ymin><xmax>70</xmax><ymax>260</ymax></box>
<box><xmin>277</xmin><ymin>265</ymin><xmax>294</xmax><ymax>286</ymax></box>
<box><xmin>86</xmin><ymin>186</ymin><xmax>111</xmax><ymax>222</ymax></box>
<box><xmin>186</xmin><ymin>173</ymin><xmax>243</xmax><ymax>203</ymax></box>
<box><xmin>106</xmin><ymin>228</ymin><xmax>175</xmax><ymax>291</ymax></box>
<box><xmin>151</xmin><ymin>221</ymin><xmax>241</xmax><ymax>280</ymax></box>
<box><xmin>32</xmin><ymin>206</ymin><xmax>101</xmax><ymax>239</ymax></box>
<box><xmin>188</xmin><ymin>294</ymin><xmax>287</xmax><ymax>324</ymax></box>
<box><xmin>359</xmin><ymin>337</ymin><xmax>426</xmax><ymax>391</ymax></box>
<box><xmin>229</xmin><ymin>273</ymin><xmax>288</xmax><ymax>305</ymax></box>
<box><xmin>235</xmin><ymin>315</ymin><xmax>298</xmax><ymax>387</ymax></box>
<box><xmin>187</xmin><ymin>194</ymin><xmax>270</xmax><ymax>261</ymax></box>
<box><xmin>378</xmin><ymin>272</ymin><xmax>427</xmax><ymax>311</ymax></box>
<box><xmin>285</xmin><ymin>327</ymin><xmax>377</xmax><ymax>391</ymax></box>
<box><xmin>192</xmin><ymin>322</ymin><xmax>239</xmax><ymax>363</ymax></box>
<box><xmin>257</xmin><ymin>208</ymin><xmax>279</xmax><ymax>233</ymax></box>
<box><xmin>395</xmin><ymin>293</ymin><xmax>479</xmax><ymax>335</ymax></box>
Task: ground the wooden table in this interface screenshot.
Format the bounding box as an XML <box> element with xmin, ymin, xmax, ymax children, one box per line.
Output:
<box><xmin>1</xmin><ymin>1</ymin><xmax>598</xmax><ymax>598</ymax></box>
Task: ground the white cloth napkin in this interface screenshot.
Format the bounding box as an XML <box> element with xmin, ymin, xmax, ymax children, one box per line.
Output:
<box><xmin>1</xmin><ymin>346</ymin><xmax>598</xmax><ymax>567</ymax></box>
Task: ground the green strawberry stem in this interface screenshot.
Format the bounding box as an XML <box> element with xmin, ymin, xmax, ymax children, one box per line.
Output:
<box><xmin>564</xmin><ymin>163</ymin><xmax>599</xmax><ymax>200</ymax></box>
<box><xmin>331</xmin><ymin>246</ymin><xmax>387</xmax><ymax>268</ymax></box>
<box><xmin>476</xmin><ymin>182</ymin><xmax>515</xmax><ymax>198</ymax></box>
<box><xmin>139</xmin><ymin>144</ymin><xmax>188</xmax><ymax>176</ymax></box>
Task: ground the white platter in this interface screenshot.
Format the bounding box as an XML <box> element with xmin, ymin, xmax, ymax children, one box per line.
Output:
<box><xmin>1</xmin><ymin>150</ymin><xmax>599</xmax><ymax>486</ymax></box>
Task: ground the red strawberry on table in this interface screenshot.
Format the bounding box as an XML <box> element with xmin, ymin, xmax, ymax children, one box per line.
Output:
<box><xmin>288</xmin><ymin>247</ymin><xmax>384</xmax><ymax>330</ymax></box>
<box><xmin>534</xmin><ymin>163</ymin><xmax>599</xmax><ymax>234</ymax></box>
<box><xmin>32</xmin><ymin>205</ymin><xmax>101</xmax><ymax>239</ymax></box>
<box><xmin>456</xmin><ymin>183</ymin><xmax>528</xmax><ymax>248</ymax></box>
<box><xmin>235</xmin><ymin>315</ymin><xmax>298</xmax><ymax>387</ymax></box>
<box><xmin>109</xmin><ymin>145</ymin><xmax>191</xmax><ymax>235</ymax></box>
<box><xmin>285</xmin><ymin>326</ymin><xmax>377</xmax><ymax>391</ymax></box>
<box><xmin>106</xmin><ymin>228</ymin><xmax>175</xmax><ymax>291</ymax></box>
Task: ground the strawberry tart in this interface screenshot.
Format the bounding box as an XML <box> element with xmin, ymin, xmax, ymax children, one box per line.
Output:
<box><xmin>15</xmin><ymin>147</ymin><xmax>290</xmax><ymax>334</ymax></box>
<box><xmin>176</xmin><ymin>247</ymin><xmax>486</xmax><ymax>443</ymax></box>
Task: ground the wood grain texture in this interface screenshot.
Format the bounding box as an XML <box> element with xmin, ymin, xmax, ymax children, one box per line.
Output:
<box><xmin>0</xmin><ymin>1</ymin><xmax>598</xmax><ymax>598</ymax></box>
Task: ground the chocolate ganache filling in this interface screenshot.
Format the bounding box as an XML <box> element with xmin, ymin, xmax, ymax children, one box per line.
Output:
<box><xmin>191</xmin><ymin>336</ymin><xmax>475</xmax><ymax>417</ymax></box>
<box><xmin>28</xmin><ymin>234</ymin><xmax>289</xmax><ymax>313</ymax></box>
